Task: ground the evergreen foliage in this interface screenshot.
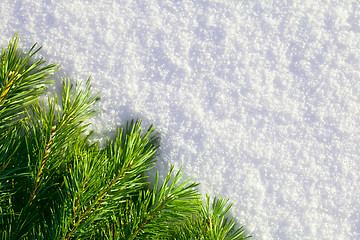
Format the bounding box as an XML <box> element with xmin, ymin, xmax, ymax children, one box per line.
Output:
<box><xmin>0</xmin><ymin>33</ymin><xmax>251</xmax><ymax>239</ymax></box>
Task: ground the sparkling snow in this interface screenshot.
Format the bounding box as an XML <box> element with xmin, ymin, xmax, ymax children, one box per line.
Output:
<box><xmin>1</xmin><ymin>1</ymin><xmax>360</xmax><ymax>239</ymax></box>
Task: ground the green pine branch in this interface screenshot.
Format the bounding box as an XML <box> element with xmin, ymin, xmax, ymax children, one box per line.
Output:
<box><xmin>171</xmin><ymin>194</ymin><xmax>251</xmax><ymax>240</ymax></box>
<box><xmin>0</xmin><ymin>33</ymin><xmax>58</xmax><ymax>133</ymax></box>
<box><xmin>0</xmin><ymin>33</ymin><xmax>252</xmax><ymax>240</ymax></box>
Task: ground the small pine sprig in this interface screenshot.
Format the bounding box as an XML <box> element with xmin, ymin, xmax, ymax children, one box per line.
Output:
<box><xmin>62</xmin><ymin>121</ymin><xmax>159</xmax><ymax>239</ymax></box>
<box><xmin>0</xmin><ymin>32</ymin><xmax>58</xmax><ymax>133</ymax></box>
<box><xmin>172</xmin><ymin>194</ymin><xmax>251</xmax><ymax>240</ymax></box>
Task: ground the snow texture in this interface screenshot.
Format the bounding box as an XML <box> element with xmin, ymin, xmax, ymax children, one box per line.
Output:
<box><xmin>1</xmin><ymin>0</ymin><xmax>360</xmax><ymax>239</ymax></box>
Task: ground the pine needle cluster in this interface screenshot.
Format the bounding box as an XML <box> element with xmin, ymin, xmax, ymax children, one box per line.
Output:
<box><xmin>0</xmin><ymin>34</ymin><xmax>251</xmax><ymax>239</ymax></box>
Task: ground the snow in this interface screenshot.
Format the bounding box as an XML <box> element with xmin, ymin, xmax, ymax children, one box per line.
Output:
<box><xmin>2</xmin><ymin>0</ymin><xmax>360</xmax><ymax>239</ymax></box>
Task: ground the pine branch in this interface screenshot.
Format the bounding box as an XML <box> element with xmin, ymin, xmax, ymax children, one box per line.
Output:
<box><xmin>119</xmin><ymin>165</ymin><xmax>200</xmax><ymax>239</ymax></box>
<box><xmin>63</xmin><ymin>121</ymin><xmax>158</xmax><ymax>239</ymax></box>
<box><xmin>0</xmin><ymin>34</ymin><xmax>58</xmax><ymax>239</ymax></box>
<box><xmin>0</xmin><ymin>34</ymin><xmax>251</xmax><ymax>239</ymax></box>
<box><xmin>9</xmin><ymin>76</ymin><xmax>99</xmax><ymax>239</ymax></box>
<box><xmin>0</xmin><ymin>33</ymin><xmax>58</xmax><ymax>133</ymax></box>
<box><xmin>172</xmin><ymin>194</ymin><xmax>251</xmax><ymax>240</ymax></box>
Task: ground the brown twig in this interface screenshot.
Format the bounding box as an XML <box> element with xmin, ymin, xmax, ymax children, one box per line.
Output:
<box><xmin>72</xmin><ymin>179</ymin><xmax>89</xmax><ymax>225</ymax></box>
<box><xmin>28</xmin><ymin>126</ymin><xmax>56</xmax><ymax>206</ymax></box>
<box><xmin>0</xmin><ymin>71</ymin><xmax>20</xmax><ymax>104</ymax></box>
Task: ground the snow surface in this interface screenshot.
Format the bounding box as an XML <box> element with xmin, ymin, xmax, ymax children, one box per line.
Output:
<box><xmin>1</xmin><ymin>0</ymin><xmax>360</xmax><ymax>239</ymax></box>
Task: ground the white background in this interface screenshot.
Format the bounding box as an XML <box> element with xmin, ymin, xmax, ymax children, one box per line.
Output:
<box><xmin>1</xmin><ymin>1</ymin><xmax>360</xmax><ymax>239</ymax></box>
